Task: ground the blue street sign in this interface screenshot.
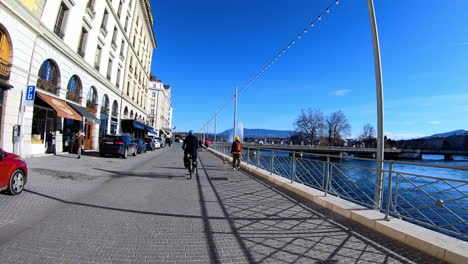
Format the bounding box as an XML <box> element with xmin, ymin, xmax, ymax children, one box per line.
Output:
<box><xmin>26</xmin><ymin>85</ymin><xmax>35</xmax><ymax>101</ymax></box>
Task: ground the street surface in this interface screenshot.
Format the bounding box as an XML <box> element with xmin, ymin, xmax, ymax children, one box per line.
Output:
<box><xmin>0</xmin><ymin>144</ymin><xmax>443</xmax><ymax>263</ymax></box>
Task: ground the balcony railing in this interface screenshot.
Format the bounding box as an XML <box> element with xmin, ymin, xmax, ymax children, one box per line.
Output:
<box><xmin>86</xmin><ymin>100</ymin><xmax>97</xmax><ymax>109</ymax></box>
<box><xmin>0</xmin><ymin>58</ymin><xmax>12</xmax><ymax>80</ymax></box>
<box><xmin>66</xmin><ymin>90</ymin><xmax>81</xmax><ymax>103</ymax></box>
<box><xmin>212</xmin><ymin>144</ymin><xmax>468</xmax><ymax>241</ymax></box>
<box><xmin>37</xmin><ymin>78</ymin><xmax>59</xmax><ymax>95</ymax></box>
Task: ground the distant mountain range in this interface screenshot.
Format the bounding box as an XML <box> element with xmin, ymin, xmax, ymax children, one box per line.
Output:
<box><xmin>418</xmin><ymin>129</ymin><xmax>467</xmax><ymax>140</ymax></box>
<box><xmin>218</xmin><ymin>128</ymin><xmax>295</xmax><ymax>138</ymax></box>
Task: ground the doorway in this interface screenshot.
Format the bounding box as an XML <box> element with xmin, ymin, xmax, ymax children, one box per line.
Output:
<box><xmin>84</xmin><ymin>122</ymin><xmax>93</xmax><ymax>150</ymax></box>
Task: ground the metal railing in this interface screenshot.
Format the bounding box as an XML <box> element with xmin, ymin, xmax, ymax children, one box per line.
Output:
<box><xmin>211</xmin><ymin>144</ymin><xmax>468</xmax><ymax>240</ymax></box>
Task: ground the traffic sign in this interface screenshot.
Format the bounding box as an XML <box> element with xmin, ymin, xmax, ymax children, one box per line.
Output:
<box><xmin>26</xmin><ymin>86</ymin><xmax>36</xmax><ymax>101</ymax></box>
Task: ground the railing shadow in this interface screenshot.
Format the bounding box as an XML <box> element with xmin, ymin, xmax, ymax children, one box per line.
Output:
<box><xmin>198</xmin><ymin>152</ymin><xmax>444</xmax><ymax>264</ymax></box>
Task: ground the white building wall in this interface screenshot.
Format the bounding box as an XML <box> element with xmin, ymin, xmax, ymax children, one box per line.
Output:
<box><xmin>0</xmin><ymin>1</ymin><xmax>40</xmax><ymax>155</ymax></box>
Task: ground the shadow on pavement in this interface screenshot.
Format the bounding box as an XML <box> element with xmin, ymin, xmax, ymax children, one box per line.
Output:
<box><xmin>196</xmin><ymin>153</ymin><xmax>444</xmax><ymax>264</ymax></box>
<box><xmin>94</xmin><ymin>168</ymin><xmax>187</xmax><ymax>180</ymax></box>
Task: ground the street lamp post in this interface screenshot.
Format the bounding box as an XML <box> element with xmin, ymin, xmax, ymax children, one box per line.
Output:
<box><xmin>233</xmin><ymin>87</ymin><xmax>238</xmax><ymax>141</ymax></box>
<box><xmin>214</xmin><ymin>112</ymin><xmax>217</xmax><ymax>143</ymax></box>
<box><xmin>367</xmin><ymin>0</ymin><xmax>385</xmax><ymax>209</ymax></box>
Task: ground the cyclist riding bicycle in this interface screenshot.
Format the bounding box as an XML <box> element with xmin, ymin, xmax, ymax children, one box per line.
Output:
<box><xmin>182</xmin><ymin>130</ymin><xmax>199</xmax><ymax>172</ymax></box>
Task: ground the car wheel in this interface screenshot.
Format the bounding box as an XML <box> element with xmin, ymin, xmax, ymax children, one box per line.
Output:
<box><xmin>122</xmin><ymin>148</ymin><xmax>128</xmax><ymax>159</ymax></box>
<box><xmin>7</xmin><ymin>169</ymin><xmax>25</xmax><ymax>195</ymax></box>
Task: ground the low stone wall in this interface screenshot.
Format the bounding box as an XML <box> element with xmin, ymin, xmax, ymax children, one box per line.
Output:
<box><xmin>209</xmin><ymin>149</ymin><xmax>468</xmax><ymax>264</ymax></box>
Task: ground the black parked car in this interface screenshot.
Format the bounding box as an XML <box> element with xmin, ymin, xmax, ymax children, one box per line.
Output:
<box><xmin>99</xmin><ymin>135</ymin><xmax>137</xmax><ymax>158</ymax></box>
<box><xmin>145</xmin><ymin>138</ymin><xmax>156</xmax><ymax>151</ymax></box>
<box><xmin>134</xmin><ymin>139</ymin><xmax>147</xmax><ymax>154</ymax></box>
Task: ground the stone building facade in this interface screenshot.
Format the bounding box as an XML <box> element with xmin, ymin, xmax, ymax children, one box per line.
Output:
<box><xmin>0</xmin><ymin>0</ymin><xmax>156</xmax><ymax>157</ymax></box>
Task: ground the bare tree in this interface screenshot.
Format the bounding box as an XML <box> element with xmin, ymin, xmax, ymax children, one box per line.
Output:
<box><xmin>359</xmin><ymin>124</ymin><xmax>375</xmax><ymax>147</ymax></box>
<box><xmin>294</xmin><ymin>109</ymin><xmax>324</xmax><ymax>145</ymax></box>
<box><xmin>325</xmin><ymin>110</ymin><xmax>351</xmax><ymax>146</ymax></box>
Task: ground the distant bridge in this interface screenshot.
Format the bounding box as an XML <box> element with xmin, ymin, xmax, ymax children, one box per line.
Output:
<box><xmin>217</xmin><ymin>143</ymin><xmax>468</xmax><ymax>160</ymax></box>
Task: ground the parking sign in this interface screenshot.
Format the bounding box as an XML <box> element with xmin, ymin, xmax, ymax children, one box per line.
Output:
<box><xmin>26</xmin><ymin>86</ymin><xmax>35</xmax><ymax>101</ymax></box>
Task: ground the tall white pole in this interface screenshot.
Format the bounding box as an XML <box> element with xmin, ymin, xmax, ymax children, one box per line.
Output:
<box><xmin>367</xmin><ymin>0</ymin><xmax>385</xmax><ymax>209</ymax></box>
<box><xmin>214</xmin><ymin>112</ymin><xmax>217</xmax><ymax>143</ymax></box>
<box><xmin>233</xmin><ymin>87</ymin><xmax>238</xmax><ymax>141</ymax></box>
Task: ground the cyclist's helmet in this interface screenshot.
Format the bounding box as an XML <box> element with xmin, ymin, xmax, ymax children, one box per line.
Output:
<box><xmin>188</xmin><ymin>130</ymin><xmax>194</xmax><ymax>135</ymax></box>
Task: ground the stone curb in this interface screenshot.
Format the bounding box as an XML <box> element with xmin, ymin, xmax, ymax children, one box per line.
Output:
<box><xmin>209</xmin><ymin>149</ymin><xmax>468</xmax><ymax>264</ymax></box>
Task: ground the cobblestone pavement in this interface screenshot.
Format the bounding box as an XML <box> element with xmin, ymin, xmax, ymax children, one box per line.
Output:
<box><xmin>0</xmin><ymin>145</ymin><xmax>444</xmax><ymax>263</ymax></box>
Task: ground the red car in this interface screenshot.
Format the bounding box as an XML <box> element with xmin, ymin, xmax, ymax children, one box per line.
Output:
<box><xmin>0</xmin><ymin>148</ymin><xmax>28</xmax><ymax>195</ymax></box>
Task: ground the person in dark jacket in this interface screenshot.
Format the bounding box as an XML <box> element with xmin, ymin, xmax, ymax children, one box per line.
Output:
<box><xmin>46</xmin><ymin>130</ymin><xmax>54</xmax><ymax>154</ymax></box>
<box><xmin>182</xmin><ymin>130</ymin><xmax>198</xmax><ymax>172</ymax></box>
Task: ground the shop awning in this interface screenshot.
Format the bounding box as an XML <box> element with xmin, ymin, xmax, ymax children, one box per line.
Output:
<box><xmin>36</xmin><ymin>92</ymin><xmax>82</xmax><ymax>121</ymax></box>
<box><xmin>145</xmin><ymin>126</ymin><xmax>158</xmax><ymax>135</ymax></box>
<box><xmin>67</xmin><ymin>103</ymin><xmax>100</xmax><ymax>124</ymax></box>
<box><xmin>160</xmin><ymin>130</ymin><xmax>171</xmax><ymax>137</ymax></box>
<box><xmin>121</xmin><ymin>119</ymin><xmax>146</xmax><ymax>131</ymax></box>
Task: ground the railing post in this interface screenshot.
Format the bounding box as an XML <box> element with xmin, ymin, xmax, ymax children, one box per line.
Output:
<box><xmin>324</xmin><ymin>156</ymin><xmax>331</xmax><ymax>196</ymax></box>
<box><xmin>271</xmin><ymin>151</ymin><xmax>275</xmax><ymax>175</ymax></box>
<box><xmin>256</xmin><ymin>149</ymin><xmax>260</xmax><ymax>168</ymax></box>
<box><xmin>290</xmin><ymin>152</ymin><xmax>296</xmax><ymax>183</ymax></box>
<box><xmin>385</xmin><ymin>162</ymin><xmax>393</xmax><ymax>221</ymax></box>
<box><xmin>247</xmin><ymin>148</ymin><xmax>250</xmax><ymax>164</ymax></box>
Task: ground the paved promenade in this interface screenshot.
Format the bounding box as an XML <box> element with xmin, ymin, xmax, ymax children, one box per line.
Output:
<box><xmin>0</xmin><ymin>144</ymin><xmax>443</xmax><ymax>263</ymax></box>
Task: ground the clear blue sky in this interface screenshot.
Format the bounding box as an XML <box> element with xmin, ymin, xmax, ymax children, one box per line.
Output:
<box><xmin>150</xmin><ymin>0</ymin><xmax>468</xmax><ymax>139</ymax></box>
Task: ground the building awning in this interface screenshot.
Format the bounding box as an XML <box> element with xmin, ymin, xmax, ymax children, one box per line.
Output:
<box><xmin>120</xmin><ymin>119</ymin><xmax>146</xmax><ymax>132</ymax></box>
<box><xmin>134</xmin><ymin>122</ymin><xmax>145</xmax><ymax>129</ymax></box>
<box><xmin>144</xmin><ymin>126</ymin><xmax>158</xmax><ymax>135</ymax></box>
<box><xmin>160</xmin><ymin>130</ymin><xmax>170</xmax><ymax>137</ymax></box>
<box><xmin>0</xmin><ymin>81</ymin><xmax>13</xmax><ymax>90</ymax></box>
<box><xmin>67</xmin><ymin>102</ymin><xmax>100</xmax><ymax>124</ymax></box>
<box><xmin>36</xmin><ymin>92</ymin><xmax>82</xmax><ymax>121</ymax></box>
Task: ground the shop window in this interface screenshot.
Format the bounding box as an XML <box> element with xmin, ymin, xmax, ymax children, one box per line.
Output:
<box><xmin>66</xmin><ymin>75</ymin><xmax>82</xmax><ymax>103</ymax></box>
<box><xmin>31</xmin><ymin>107</ymin><xmax>57</xmax><ymax>144</ymax></box>
<box><xmin>86</xmin><ymin>86</ymin><xmax>98</xmax><ymax>109</ymax></box>
<box><xmin>37</xmin><ymin>60</ymin><xmax>60</xmax><ymax>95</ymax></box>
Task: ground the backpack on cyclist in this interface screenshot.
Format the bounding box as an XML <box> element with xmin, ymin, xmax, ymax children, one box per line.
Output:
<box><xmin>232</xmin><ymin>141</ymin><xmax>242</xmax><ymax>154</ymax></box>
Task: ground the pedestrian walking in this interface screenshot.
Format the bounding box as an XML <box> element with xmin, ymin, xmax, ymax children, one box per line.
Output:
<box><xmin>46</xmin><ymin>130</ymin><xmax>54</xmax><ymax>154</ymax></box>
<box><xmin>231</xmin><ymin>136</ymin><xmax>242</xmax><ymax>170</ymax></box>
<box><xmin>205</xmin><ymin>139</ymin><xmax>211</xmax><ymax>149</ymax></box>
<box><xmin>76</xmin><ymin>130</ymin><xmax>84</xmax><ymax>159</ymax></box>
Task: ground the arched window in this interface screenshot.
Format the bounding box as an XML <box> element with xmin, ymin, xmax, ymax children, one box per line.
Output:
<box><xmin>111</xmin><ymin>100</ymin><xmax>118</xmax><ymax>117</ymax></box>
<box><xmin>37</xmin><ymin>59</ymin><xmax>60</xmax><ymax>95</ymax></box>
<box><xmin>101</xmin><ymin>94</ymin><xmax>109</xmax><ymax>114</ymax></box>
<box><xmin>130</xmin><ymin>110</ymin><xmax>134</xmax><ymax>118</ymax></box>
<box><xmin>124</xmin><ymin>106</ymin><xmax>128</xmax><ymax>117</ymax></box>
<box><xmin>66</xmin><ymin>75</ymin><xmax>82</xmax><ymax>103</ymax></box>
<box><xmin>86</xmin><ymin>86</ymin><xmax>98</xmax><ymax>109</ymax></box>
<box><xmin>0</xmin><ymin>26</ymin><xmax>12</xmax><ymax>81</ymax></box>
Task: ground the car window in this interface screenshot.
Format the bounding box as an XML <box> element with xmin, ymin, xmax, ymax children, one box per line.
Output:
<box><xmin>102</xmin><ymin>136</ymin><xmax>119</xmax><ymax>142</ymax></box>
